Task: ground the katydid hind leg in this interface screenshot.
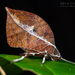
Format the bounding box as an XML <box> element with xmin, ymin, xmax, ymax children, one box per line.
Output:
<box><xmin>11</xmin><ymin>52</ymin><xmax>29</xmax><ymax>63</ymax></box>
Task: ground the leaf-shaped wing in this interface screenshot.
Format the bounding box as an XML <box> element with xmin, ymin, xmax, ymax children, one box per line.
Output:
<box><xmin>6</xmin><ymin>7</ymin><xmax>59</xmax><ymax>56</ymax></box>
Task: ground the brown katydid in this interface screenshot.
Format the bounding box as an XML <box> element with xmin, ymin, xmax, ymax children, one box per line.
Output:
<box><xmin>5</xmin><ymin>7</ymin><xmax>75</xmax><ymax>64</ymax></box>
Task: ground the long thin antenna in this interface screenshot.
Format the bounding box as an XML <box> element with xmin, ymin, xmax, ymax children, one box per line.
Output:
<box><xmin>61</xmin><ymin>57</ymin><xmax>75</xmax><ymax>64</ymax></box>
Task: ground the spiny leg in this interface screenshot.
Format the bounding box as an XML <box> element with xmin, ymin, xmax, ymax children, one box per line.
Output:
<box><xmin>41</xmin><ymin>55</ymin><xmax>47</xmax><ymax>65</ymax></box>
<box><xmin>27</xmin><ymin>50</ymin><xmax>48</xmax><ymax>65</ymax></box>
<box><xmin>11</xmin><ymin>52</ymin><xmax>28</xmax><ymax>63</ymax></box>
<box><xmin>50</xmin><ymin>53</ymin><xmax>61</xmax><ymax>58</ymax></box>
<box><xmin>11</xmin><ymin>50</ymin><xmax>38</xmax><ymax>63</ymax></box>
<box><xmin>28</xmin><ymin>51</ymin><xmax>47</xmax><ymax>65</ymax></box>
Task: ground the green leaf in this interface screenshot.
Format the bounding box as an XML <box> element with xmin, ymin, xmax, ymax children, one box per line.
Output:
<box><xmin>0</xmin><ymin>54</ymin><xmax>75</xmax><ymax>75</ymax></box>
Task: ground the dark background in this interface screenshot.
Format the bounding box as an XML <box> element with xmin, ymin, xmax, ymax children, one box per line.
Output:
<box><xmin>0</xmin><ymin>0</ymin><xmax>75</xmax><ymax>63</ymax></box>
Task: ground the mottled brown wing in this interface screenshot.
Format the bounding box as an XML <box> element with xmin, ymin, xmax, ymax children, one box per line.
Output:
<box><xmin>6</xmin><ymin>7</ymin><xmax>55</xmax><ymax>53</ymax></box>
